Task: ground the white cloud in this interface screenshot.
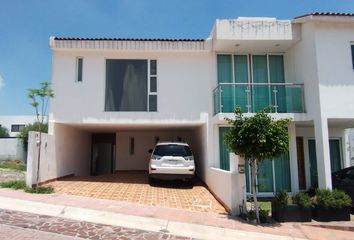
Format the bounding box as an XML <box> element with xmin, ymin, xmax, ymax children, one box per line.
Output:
<box><xmin>0</xmin><ymin>74</ymin><xmax>5</xmax><ymax>90</ymax></box>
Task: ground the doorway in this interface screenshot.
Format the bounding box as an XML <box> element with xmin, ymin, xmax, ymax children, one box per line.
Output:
<box><xmin>91</xmin><ymin>133</ymin><xmax>116</xmax><ymax>176</ymax></box>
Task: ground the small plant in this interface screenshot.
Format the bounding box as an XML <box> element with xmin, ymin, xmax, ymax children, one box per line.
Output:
<box><xmin>274</xmin><ymin>190</ymin><xmax>289</xmax><ymax>208</ymax></box>
<box><xmin>247</xmin><ymin>210</ymin><xmax>257</xmax><ymax>221</ymax></box>
<box><xmin>25</xmin><ymin>186</ymin><xmax>54</xmax><ymax>194</ymax></box>
<box><xmin>0</xmin><ymin>180</ymin><xmax>26</xmax><ymax>190</ymax></box>
<box><xmin>315</xmin><ymin>189</ymin><xmax>352</xmax><ymax>209</ymax></box>
<box><xmin>293</xmin><ymin>192</ymin><xmax>312</xmax><ymax>208</ymax></box>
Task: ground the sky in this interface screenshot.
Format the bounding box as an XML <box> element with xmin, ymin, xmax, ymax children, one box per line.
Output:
<box><xmin>0</xmin><ymin>0</ymin><xmax>354</xmax><ymax>115</ymax></box>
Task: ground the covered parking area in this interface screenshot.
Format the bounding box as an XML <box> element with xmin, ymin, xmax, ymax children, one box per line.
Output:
<box><xmin>35</xmin><ymin>121</ymin><xmax>227</xmax><ymax>214</ymax></box>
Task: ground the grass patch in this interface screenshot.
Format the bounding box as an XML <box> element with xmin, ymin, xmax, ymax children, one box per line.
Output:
<box><xmin>24</xmin><ymin>186</ymin><xmax>54</xmax><ymax>194</ymax></box>
<box><xmin>0</xmin><ymin>179</ymin><xmax>54</xmax><ymax>194</ymax></box>
<box><xmin>0</xmin><ymin>180</ymin><xmax>26</xmax><ymax>189</ymax></box>
<box><xmin>0</xmin><ymin>160</ymin><xmax>26</xmax><ymax>171</ymax></box>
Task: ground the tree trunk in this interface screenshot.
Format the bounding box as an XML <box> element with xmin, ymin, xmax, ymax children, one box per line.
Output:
<box><xmin>250</xmin><ymin>159</ymin><xmax>260</xmax><ymax>223</ymax></box>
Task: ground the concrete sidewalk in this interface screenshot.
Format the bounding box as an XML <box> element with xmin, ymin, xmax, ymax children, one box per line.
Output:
<box><xmin>0</xmin><ymin>189</ymin><xmax>353</xmax><ymax>240</ymax></box>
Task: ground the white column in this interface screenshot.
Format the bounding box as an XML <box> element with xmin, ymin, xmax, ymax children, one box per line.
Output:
<box><xmin>229</xmin><ymin>153</ymin><xmax>246</xmax><ymax>215</ymax></box>
<box><xmin>288</xmin><ymin>122</ymin><xmax>299</xmax><ymax>193</ymax></box>
<box><xmin>314</xmin><ymin>117</ymin><xmax>332</xmax><ymax>189</ymax></box>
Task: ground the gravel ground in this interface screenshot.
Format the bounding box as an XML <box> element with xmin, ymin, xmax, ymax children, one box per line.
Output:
<box><xmin>0</xmin><ymin>168</ymin><xmax>25</xmax><ymax>182</ymax></box>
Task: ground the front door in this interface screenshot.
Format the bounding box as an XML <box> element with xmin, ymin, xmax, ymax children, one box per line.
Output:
<box><xmin>91</xmin><ymin>133</ymin><xmax>116</xmax><ymax>175</ymax></box>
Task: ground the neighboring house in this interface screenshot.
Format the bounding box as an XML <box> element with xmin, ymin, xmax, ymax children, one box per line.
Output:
<box><xmin>27</xmin><ymin>12</ymin><xmax>354</xmax><ymax>214</ymax></box>
<box><xmin>0</xmin><ymin>115</ymin><xmax>37</xmax><ymax>137</ymax></box>
<box><xmin>0</xmin><ymin>115</ymin><xmax>37</xmax><ymax>161</ymax></box>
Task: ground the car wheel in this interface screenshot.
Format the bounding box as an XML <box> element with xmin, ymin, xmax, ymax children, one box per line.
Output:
<box><xmin>148</xmin><ymin>176</ymin><xmax>155</xmax><ymax>184</ymax></box>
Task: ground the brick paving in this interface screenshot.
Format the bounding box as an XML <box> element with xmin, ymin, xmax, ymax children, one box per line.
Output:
<box><xmin>0</xmin><ymin>224</ymin><xmax>80</xmax><ymax>240</ymax></box>
<box><xmin>0</xmin><ymin>209</ymin><xmax>191</xmax><ymax>240</ymax></box>
<box><xmin>48</xmin><ymin>172</ymin><xmax>226</xmax><ymax>214</ymax></box>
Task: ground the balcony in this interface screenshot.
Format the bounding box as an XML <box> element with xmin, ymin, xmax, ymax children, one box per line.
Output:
<box><xmin>213</xmin><ymin>83</ymin><xmax>305</xmax><ymax>114</ymax></box>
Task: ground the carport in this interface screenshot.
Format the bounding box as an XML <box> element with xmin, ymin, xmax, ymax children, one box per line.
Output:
<box><xmin>37</xmin><ymin>122</ymin><xmax>228</xmax><ymax>213</ymax></box>
<box><xmin>61</xmin><ymin>123</ymin><xmax>206</xmax><ymax>177</ymax></box>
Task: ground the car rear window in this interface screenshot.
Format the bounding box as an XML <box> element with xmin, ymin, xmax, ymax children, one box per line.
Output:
<box><xmin>153</xmin><ymin>144</ymin><xmax>192</xmax><ymax>157</ymax></box>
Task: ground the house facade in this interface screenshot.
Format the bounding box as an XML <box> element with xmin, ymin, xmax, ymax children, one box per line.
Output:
<box><xmin>26</xmin><ymin>13</ymin><xmax>354</xmax><ymax>214</ymax></box>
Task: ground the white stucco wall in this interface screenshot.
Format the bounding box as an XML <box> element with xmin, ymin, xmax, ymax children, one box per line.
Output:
<box><xmin>0</xmin><ymin>138</ymin><xmax>24</xmax><ymax>161</ymax></box>
<box><xmin>314</xmin><ymin>22</ymin><xmax>354</xmax><ymax>118</ymax></box>
<box><xmin>115</xmin><ymin>129</ymin><xmax>201</xmax><ymax>171</ymax></box>
<box><xmin>50</xmin><ymin>50</ymin><xmax>214</xmax><ymax>124</ymax></box>
<box><xmin>26</xmin><ymin>124</ymin><xmax>91</xmax><ymax>186</ymax></box>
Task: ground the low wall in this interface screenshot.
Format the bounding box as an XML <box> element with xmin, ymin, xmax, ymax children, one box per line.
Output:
<box><xmin>0</xmin><ymin>138</ymin><xmax>25</xmax><ymax>161</ymax></box>
<box><xmin>26</xmin><ymin>125</ymin><xmax>91</xmax><ymax>187</ymax></box>
<box><xmin>205</xmin><ymin>154</ymin><xmax>246</xmax><ymax>215</ymax></box>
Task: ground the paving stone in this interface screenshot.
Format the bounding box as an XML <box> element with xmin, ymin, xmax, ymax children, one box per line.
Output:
<box><xmin>47</xmin><ymin>172</ymin><xmax>227</xmax><ymax>214</ymax></box>
<box><xmin>0</xmin><ymin>209</ymin><xmax>191</xmax><ymax>240</ymax></box>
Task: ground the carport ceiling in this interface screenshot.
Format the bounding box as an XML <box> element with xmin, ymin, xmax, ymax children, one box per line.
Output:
<box><xmin>63</xmin><ymin>123</ymin><xmax>203</xmax><ymax>132</ymax></box>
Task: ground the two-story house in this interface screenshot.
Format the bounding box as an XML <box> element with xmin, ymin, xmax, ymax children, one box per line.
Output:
<box><xmin>26</xmin><ymin>12</ymin><xmax>354</xmax><ymax>214</ymax></box>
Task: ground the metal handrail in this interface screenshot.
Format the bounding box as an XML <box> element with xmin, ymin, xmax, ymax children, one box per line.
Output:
<box><xmin>213</xmin><ymin>82</ymin><xmax>305</xmax><ymax>114</ymax></box>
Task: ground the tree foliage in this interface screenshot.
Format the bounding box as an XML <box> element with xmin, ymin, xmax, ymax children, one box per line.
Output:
<box><xmin>224</xmin><ymin>108</ymin><xmax>290</xmax><ymax>161</ymax></box>
<box><xmin>0</xmin><ymin>125</ymin><xmax>10</xmax><ymax>138</ymax></box>
<box><xmin>224</xmin><ymin>107</ymin><xmax>290</xmax><ymax>223</ymax></box>
<box><xmin>28</xmin><ymin>81</ymin><xmax>54</xmax><ymax>125</ymax></box>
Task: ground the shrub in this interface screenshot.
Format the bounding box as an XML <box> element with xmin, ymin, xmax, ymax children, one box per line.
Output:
<box><xmin>0</xmin><ymin>126</ymin><xmax>10</xmax><ymax>138</ymax></box>
<box><xmin>293</xmin><ymin>192</ymin><xmax>312</xmax><ymax>208</ymax></box>
<box><xmin>24</xmin><ymin>186</ymin><xmax>54</xmax><ymax>194</ymax></box>
<box><xmin>17</xmin><ymin>122</ymin><xmax>48</xmax><ymax>149</ymax></box>
<box><xmin>0</xmin><ymin>180</ymin><xmax>26</xmax><ymax>190</ymax></box>
<box><xmin>315</xmin><ymin>189</ymin><xmax>352</xmax><ymax>209</ymax></box>
<box><xmin>274</xmin><ymin>190</ymin><xmax>289</xmax><ymax>208</ymax></box>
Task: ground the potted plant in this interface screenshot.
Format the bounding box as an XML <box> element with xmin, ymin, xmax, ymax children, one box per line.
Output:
<box><xmin>272</xmin><ymin>191</ymin><xmax>312</xmax><ymax>222</ymax></box>
<box><xmin>259</xmin><ymin>208</ymin><xmax>270</xmax><ymax>223</ymax></box>
<box><xmin>312</xmin><ymin>189</ymin><xmax>352</xmax><ymax>222</ymax></box>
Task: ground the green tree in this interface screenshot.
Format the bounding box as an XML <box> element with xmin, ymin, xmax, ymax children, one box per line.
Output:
<box><xmin>0</xmin><ymin>125</ymin><xmax>10</xmax><ymax>138</ymax></box>
<box><xmin>18</xmin><ymin>122</ymin><xmax>48</xmax><ymax>149</ymax></box>
<box><xmin>27</xmin><ymin>82</ymin><xmax>54</xmax><ymax>188</ymax></box>
<box><xmin>224</xmin><ymin>107</ymin><xmax>290</xmax><ymax>223</ymax></box>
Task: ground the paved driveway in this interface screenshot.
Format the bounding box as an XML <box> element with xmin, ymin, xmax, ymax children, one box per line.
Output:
<box><xmin>48</xmin><ymin>172</ymin><xmax>227</xmax><ymax>214</ymax></box>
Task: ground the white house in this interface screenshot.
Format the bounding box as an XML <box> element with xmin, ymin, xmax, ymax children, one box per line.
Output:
<box><xmin>0</xmin><ymin>115</ymin><xmax>37</xmax><ymax>137</ymax></box>
<box><xmin>27</xmin><ymin>12</ymin><xmax>354</xmax><ymax>214</ymax></box>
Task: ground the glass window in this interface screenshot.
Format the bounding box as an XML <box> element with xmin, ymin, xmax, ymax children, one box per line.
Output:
<box><xmin>129</xmin><ymin>137</ymin><xmax>134</xmax><ymax>155</ymax></box>
<box><xmin>76</xmin><ymin>57</ymin><xmax>83</xmax><ymax>82</ymax></box>
<box><xmin>150</xmin><ymin>60</ymin><xmax>157</xmax><ymax>75</ymax></box>
<box><xmin>150</xmin><ymin>77</ymin><xmax>157</xmax><ymax>93</ymax></box>
<box><xmin>105</xmin><ymin>60</ymin><xmax>148</xmax><ymax>111</ymax></box>
<box><xmin>217</xmin><ymin>55</ymin><xmax>232</xmax><ymax>83</ymax></box>
<box><xmin>149</xmin><ymin>95</ymin><xmax>157</xmax><ymax>112</ymax></box>
<box><xmin>351</xmin><ymin>44</ymin><xmax>354</xmax><ymax>69</ymax></box>
<box><xmin>11</xmin><ymin>124</ymin><xmax>25</xmax><ymax>132</ymax></box>
<box><xmin>153</xmin><ymin>144</ymin><xmax>192</xmax><ymax>157</ymax></box>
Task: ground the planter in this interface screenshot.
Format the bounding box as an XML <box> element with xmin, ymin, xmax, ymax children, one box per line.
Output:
<box><xmin>272</xmin><ymin>202</ymin><xmax>312</xmax><ymax>222</ymax></box>
<box><xmin>312</xmin><ymin>206</ymin><xmax>351</xmax><ymax>222</ymax></box>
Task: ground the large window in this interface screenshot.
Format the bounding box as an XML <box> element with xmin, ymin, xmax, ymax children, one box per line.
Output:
<box><xmin>216</xmin><ymin>54</ymin><xmax>287</xmax><ymax>113</ymax></box>
<box><xmin>105</xmin><ymin>59</ymin><xmax>157</xmax><ymax>112</ymax></box>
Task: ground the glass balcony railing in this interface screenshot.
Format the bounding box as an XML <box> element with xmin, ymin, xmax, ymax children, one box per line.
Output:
<box><xmin>213</xmin><ymin>83</ymin><xmax>305</xmax><ymax>114</ymax></box>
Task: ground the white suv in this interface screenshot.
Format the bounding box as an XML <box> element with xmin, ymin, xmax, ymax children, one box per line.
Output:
<box><xmin>148</xmin><ymin>142</ymin><xmax>195</xmax><ymax>182</ymax></box>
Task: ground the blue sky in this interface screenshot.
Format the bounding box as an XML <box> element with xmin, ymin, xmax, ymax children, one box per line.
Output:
<box><xmin>0</xmin><ymin>0</ymin><xmax>353</xmax><ymax>115</ymax></box>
